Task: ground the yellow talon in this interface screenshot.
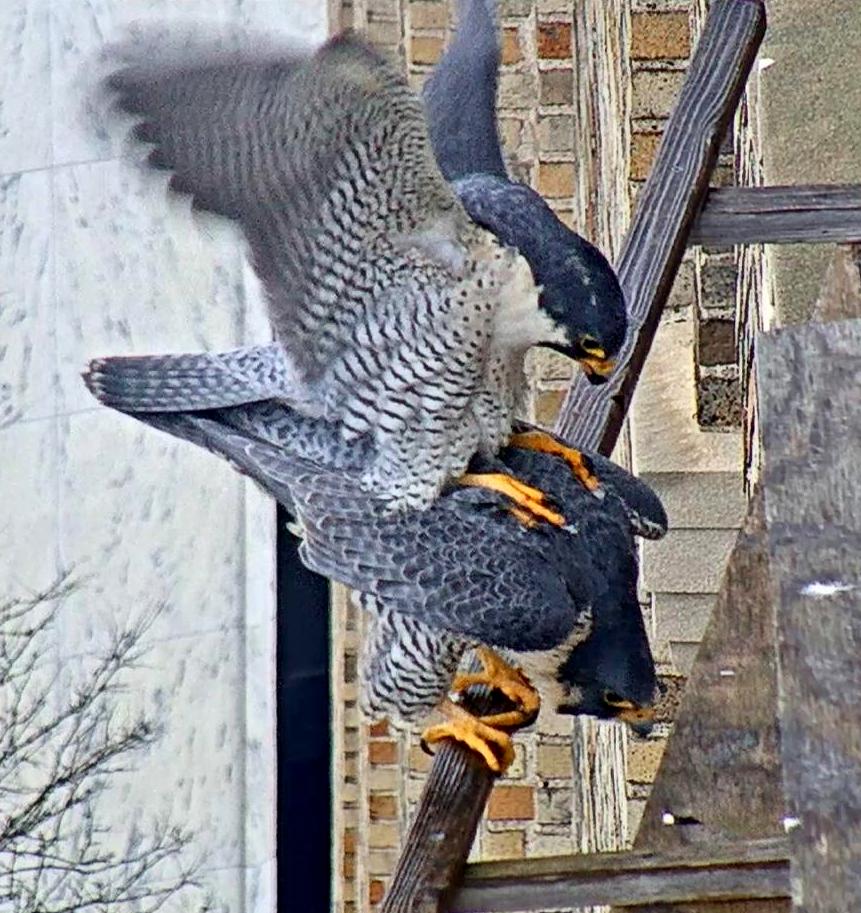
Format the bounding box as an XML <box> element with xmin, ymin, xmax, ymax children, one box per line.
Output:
<box><xmin>450</xmin><ymin>646</ymin><xmax>540</xmax><ymax>728</ymax></box>
<box><xmin>421</xmin><ymin>700</ymin><xmax>515</xmax><ymax>773</ymax></box>
<box><xmin>508</xmin><ymin>430</ymin><xmax>601</xmax><ymax>493</ymax></box>
<box><xmin>508</xmin><ymin>506</ymin><xmax>538</xmax><ymax>528</ymax></box>
<box><xmin>421</xmin><ymin>649</ymin><xmax>541</xmax><ymax>773</ymax></box>
<box><xmin>458</xmin><ymin>471</ymin><xmax>565</xmax><ymax>526</ymax></box>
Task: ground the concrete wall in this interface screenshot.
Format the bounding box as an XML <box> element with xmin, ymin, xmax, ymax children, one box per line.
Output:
<box><xmin>1</xmin><ymin>2</ymin><xmax>325</xmax><ymax>910</ymax></box>
<box><xmin>759</xmin><ymin>0</ymin><xmax>861</xmax><ymax>325</ymax></box>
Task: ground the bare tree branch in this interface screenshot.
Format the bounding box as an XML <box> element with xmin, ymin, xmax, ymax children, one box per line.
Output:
<box><xmin>0</xmin><ymin>577</ymin><xmax>205</xmax><ymax>913</ymax></box>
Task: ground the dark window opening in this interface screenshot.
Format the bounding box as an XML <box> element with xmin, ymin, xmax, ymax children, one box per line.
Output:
<box><xmin>276</xmin><ymin>505</ymin><xmax>331</xmax><ymax>910</ymax></box>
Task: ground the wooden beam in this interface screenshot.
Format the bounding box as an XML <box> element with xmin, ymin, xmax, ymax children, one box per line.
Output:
<box><xmin>556</xmin><ymin>0</ymin><xmax>767</xmax><ymax>456</ymax></box>
<box><xmin>690</xmin><ymin>185</ymin><xmax>861</xmax><ymax>247</ymax></box>
<box><xmin>619</xmin><ymin>492</ymin><xmax>788</xmax><ymax>913</ymax></box>
<box><xmin>382</xmin><ymin>2</ymin><xmax>766</xmax><ymax>909</ymax></box>
<box><xmin>447</xmin><ymin>838</ymin><xmax>790</xmax><ymax>912</ymax></box>
<box><xmin>758</xmin><ymin>319</ymin><xmax>861</xmax><ymax>911</ymax></box>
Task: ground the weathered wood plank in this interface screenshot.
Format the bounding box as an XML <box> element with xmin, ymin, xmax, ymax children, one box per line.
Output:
<box><xmin>758</xmin><ymin>319</ymin><xmax>861</xmax><ymax>912</ymax></box>
<box><xmin>631</xmin><ymin>492</ymin><xmax>784</xmax><ymax>849</ymax></box>
<box><xmin>556</xmin><ymin>0</ymin><xmax>767</xmax><ymax>455</ymax></box>
<box><xmin>690</xmin><ymin>185</ymin><xmax>861</xmax><ymax>246</ymax></box>
<box><xmin>812</xmin><ymin>243</ymin><xmax>861</xmax><ymax>321</ymax></box>
<box><xmin>620</xmin><ymin>491</ymin><xmax>788</xmax><ymax>913</ymax></box>
<box><xmin>449</xmin><ymin>838</ymin><xmax>790</xmax><ymax>912</ymax></box>
<box><xmin>700</xmin><ymin>185</ymin><xmax>861</xmax><ymax>214</ymax></box>
<box><xmin>379</xmin><ymin>719</ymin><xmax>496</xmax><ymax>913</ymax></box>
<box><xmin>382</xmin><ymin>2</ymin><xmax>767</xmax><ymax>909</ymax></box>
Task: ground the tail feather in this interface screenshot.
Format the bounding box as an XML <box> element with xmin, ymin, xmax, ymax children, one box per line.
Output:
<box><xmin>83</xmin><ymin>342</ymin><xmax>291</xmax><ymax>412</ymax></box>
<box><xmin>133</xmin><ymin>411</ymin><xmax>299</xmax><ymax>512</ymax></box>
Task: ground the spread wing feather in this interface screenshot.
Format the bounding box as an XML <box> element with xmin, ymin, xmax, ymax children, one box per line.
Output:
<box><xmin>107</xmin><ymin>31</ymin><xmax>467</xmax><ymax>382</ymax></box>
<box><xmin>422</xmin><ymin>0</ymin><xmax>507</xmax><ymax>180</ymax></box>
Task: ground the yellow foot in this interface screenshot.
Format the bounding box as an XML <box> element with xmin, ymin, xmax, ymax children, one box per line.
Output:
<box><xmin>458</xmin><ymin>471</ymin><xmax>565</xmax><ymax>527</ymax></box>
<box><xmin>421</xmin><ymin>700</ymin><xmax>515</xmax><ymax>773</ymax></box>
<box><xmin>450</xmin><ymin>646</ymin><xmax>540</xmax><ymax>729</ymax></box>
<box><xmin>509</xmin><ymin>430</ymin><xmax>602</xmax><ymax>495</ymax></box>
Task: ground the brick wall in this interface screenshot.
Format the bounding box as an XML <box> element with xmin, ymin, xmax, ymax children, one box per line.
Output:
<box><xmin>330</xmin><ymin>2</ymin><xmax>758</xmax><ymax>909</ymax></box>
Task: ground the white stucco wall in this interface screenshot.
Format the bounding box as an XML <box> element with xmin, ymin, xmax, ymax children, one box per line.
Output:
<box><xmin>1</xmin><ymin>2</ymin><xmax>327</xmax><ymax>910</ymax></box>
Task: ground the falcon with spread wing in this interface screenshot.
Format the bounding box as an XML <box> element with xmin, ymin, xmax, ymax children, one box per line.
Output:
<box><xmin>86</xmin><ymin>26</ymin><xmax>626</xmax><ymax>513</ymax></box>
<box><xmin>103</xmin><ymin>395</ymin><xmax>665</xmax><ymax>772</ymax></box>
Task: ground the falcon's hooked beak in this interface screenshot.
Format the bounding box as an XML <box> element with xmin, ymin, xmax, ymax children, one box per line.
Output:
<box><xmin>555</xmin><ymin>691</ymin><xmax>657</xmax><ymax>731</ymax></box>
<box><xmin>603</xmin><ymin>693</ymin><xmax>657</xmax><ymax>735</ymax></box>
<box><xmin>571</xmin><ymin>336</ymin><xmax>616</xmax><ymax>385</ymax></box>
<box><xmin>577</xmin><ymin>353</ymin><xmax>616</xmax><ymax>386</ymax></box>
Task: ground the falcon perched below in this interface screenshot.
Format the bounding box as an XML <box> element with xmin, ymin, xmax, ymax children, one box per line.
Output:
<box><xmin>94</xmin><ymin>393</ymin><xmax>665</xmax><ymax>772</ymax></box>
<box><xmin>87</xmin><ymin>25</ymin><xmax>626</xmax><ymax>513</ymax></box>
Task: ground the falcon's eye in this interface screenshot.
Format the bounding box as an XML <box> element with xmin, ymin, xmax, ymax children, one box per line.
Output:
<box><xmin>580</xmin><ymin>335</ymin><xmax>605</xmax><ymax>358</ymax></box>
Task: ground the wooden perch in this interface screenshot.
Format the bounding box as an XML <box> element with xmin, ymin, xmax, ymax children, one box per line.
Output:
<box><xmin>450</xmin><ymin>837</ymin><xmax>790</xmax><ymax>912</ymax></box>
<box><xmin>758</xmin><ymin>319</ymin><xmax>861</xmax><ymax>910</ymax></box>
<box><xmin>381</xmin><ymin>2</ymin><xmax>766</xmax><ymax>910</ymax></box>
<box><xmin>691</xmin><ymin>184</ymin><xmax>861</xmax><ymax>247</ymax></box>
<box><xmin>556</xmin><ymin>0</ymin><xmax>767</xmax><ymax>456</ymax></box>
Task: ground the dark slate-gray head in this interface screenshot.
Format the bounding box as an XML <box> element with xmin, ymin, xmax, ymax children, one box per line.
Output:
<box><xmin>554</xmin><ymin>585</ymin><xmax>658</xmax><ymax>729</ymax></box>
<box><xmin>451</xmin><ymin>175</ymin><xmax>628</xmax><ymax>385</ymax></box>
<box><xmin>537</xmin><ymin>234</ymin><xmax>628</xmax><ymax>386</ymax></box>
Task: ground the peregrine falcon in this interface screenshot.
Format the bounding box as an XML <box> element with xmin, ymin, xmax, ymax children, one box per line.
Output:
<box><xmin>88</xmin><ymin>27</ymin><xmax>626</xmax><ymax>512</ymax></box>
<box><xmin>91</xmin><ymin>388</ymin><xmax>666</xmax><ymax>772</ymax></box>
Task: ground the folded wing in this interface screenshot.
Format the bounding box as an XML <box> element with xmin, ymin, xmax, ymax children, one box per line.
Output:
<box><xmin>125</xmin><ymin>401</ymin><xmax>581</xmax><ymax>651</ymax></box>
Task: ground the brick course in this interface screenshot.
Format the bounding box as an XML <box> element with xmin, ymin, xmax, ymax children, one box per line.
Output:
<box><xmin>536</xmin><ymin>22</ymin><xmax>572</xmax><ymax>59</ymax></box>
<box><xmin>408</xmin><ymin>1</ymin><xmax>448</xmax><ymax>29</ymax></box>
<box><xmin>631</xmin><ymin>67</ymin><xmax>687</xmax><ymax>119</ymax></box>
<box><xmin>627</xmin><ymin>739</ymin><xmax>667</xmax><ymax>783</ymax></box>
<box><xmin>536</xmin><ymin>743</ymin><xmax>575</xmax><ymax>779</ymax></box>
<box><xmin>410</xmin><ymin>34</ymin><xmax>444</xmax><ymax>65</ymax></box>
<box><xmin>501</xmin><ymin>27</ymin><xmax>523</xmax><ymax>64</ymax></box>
<box><xmin>537</xmin><ymin>161</ymin><xmax>575</xmax><ymax>198</ymax></box>
<box><xmin>368</xmin><ymin>740</ymin><xmax>398</xmax><ymax>765</ymax></box>
<box><xmin>487</xmin><ymin>785</ymin><xmax>536</xmax><ymax>820</ymax></box>
<box><xmin>369</xmin><ymin>794</ymin><xmax>399</xmax><ymax>820</ymax></box>
<box><xmin>630</xmin><ymin>131</ymin><xmax>662</xmax><ymax>180</ymax></box>
<box><xmin>539</xmin><ymin>68</ymin><xmax>574</xmax><ymax>105</ymax></box>
<box><xmin>483</xmin><ymin>829</ymin><xmax>526</xmax><ymax>859</ymax></box>
<box><xmin>630</xmin><ymin>11</ymin><xmax>690</xmax><ymax>59</ymax></box>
